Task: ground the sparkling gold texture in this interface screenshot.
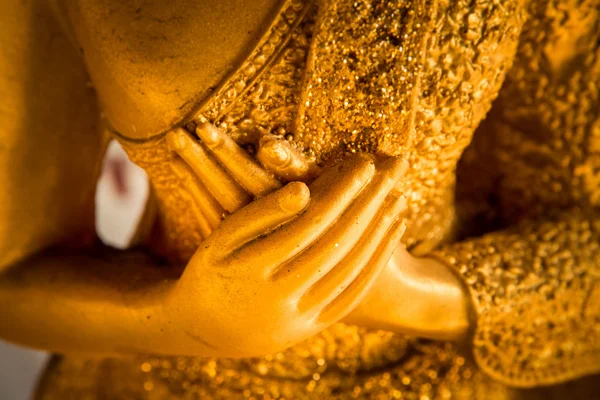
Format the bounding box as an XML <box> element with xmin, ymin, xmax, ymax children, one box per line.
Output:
<box><xmin>0</xmin><ymin>0</ymin><xmax>598</xmax><ymax>398</ymax></box>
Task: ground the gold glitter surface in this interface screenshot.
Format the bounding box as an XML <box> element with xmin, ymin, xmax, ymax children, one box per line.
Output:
<box><xmin>433</xmin><ymin>211</ymin><xmax>600</xmax><ymax>387</ymax></box>
<box><xmin>38</xmin><ymin>0</ymin><xmax>600</xmax><ymax>398</ymax></box>
<box><xmin>436</xmin><ymin>0</ymin><xmax>600</xmax><ymax>388</ymax></box>
<box><xmin>201</xmin><ymin>1</ymin><xmax>316</xmax><ymax>146</ymax></box>
<box><xmin>294</xmin><ymin>0</ymin><xmax>526</xmax><ymax>253</ymax></box>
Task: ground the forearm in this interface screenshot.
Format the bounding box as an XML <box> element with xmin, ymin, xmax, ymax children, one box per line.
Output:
<box><xmin>0</xmin><ymin>247</ymin><xmax>217</xmax><ymax>356</ymax></box>
<box><xmin>430</xmin><ymin>209</ymin><xmax>600</xmax><ymax>387</ymax></box>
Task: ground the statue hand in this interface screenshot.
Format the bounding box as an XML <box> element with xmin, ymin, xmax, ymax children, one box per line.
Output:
<box><xmin>169</xmin><ymin>155</ymin><xmax>407</xmax><ymax>356</ymax></box>
<box><xmin>166</xmin><ymin>123</ymin><xmax>320</xmax><ymax>240</ymax></box>
<box><xmin>249</xmin><ymin>131</ymin><xmax>472</xmax><ymax>340</ymax></box>
<box><xmin>166</xmin><ymin>123</ymin><xmax>471</xmax><ymax>343</ymax></box>
<box><xmin>166</xmin><ymin>123</ymin><xmax>284</xmax><ymax>239</ymax></box>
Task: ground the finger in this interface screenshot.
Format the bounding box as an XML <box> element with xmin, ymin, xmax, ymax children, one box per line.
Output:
<box><xmin>297</xmin><ymin>193</ymin><xmax>406</xmax><ymax>315</ymax></box>
<box><xmin>209</xmin><ymin>182</ymin><xmax>310</xmax><ymax>258</ymax></box>
<box><xmin>170</xmin><ymin>158</ymin><xmax>225</xmax><ymax>230</ymax></box>
<box><xmin>195</xmin><ymin>123</ymin><xmax>282</xmax><ymax>196</ymax></box>
<box><xmin>227</xmin><ymin>156</ymin><xmax>376</xmax><ymax>273</ymax></box>
<box><xmin>270</xmin><ymin>157</ymin><xmax>407</xmax><ymax>290</ymax></box>
<box><xmin>316</xmin><ymin>218</ymin><xmax>407</xmax><ymax>325</ymax></box>
<box><xmin>170</xmin><ymin>166</ymin><xmax>213</xmax><ymax>239</ymax></box>
<box><xmin>257</xmin><ymin>134</ymin><xmax>319</xmax><ymax>182</ymax></box>
<box><xmin>192</xmin><ymin>204</ymin><xmax>213</xmax><ymax>240</ymax></box>
<box><xmin>167</xmin><ymin>128</ymin><xmax>251</xmax><ymax>212</ymax></box>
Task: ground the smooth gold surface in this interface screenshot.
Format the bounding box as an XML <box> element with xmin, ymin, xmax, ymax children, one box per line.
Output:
<box><xmin>0</xmin><ymin>0</ymin><xmax>598</xmax><ymax>398</ymax></box>
<box><xmin>52</xmin><ymin>0</ymin><xmax>286</xmax><ymax>139</ymax></box>
<box><xmin>0</xmin><ymin>0</ymin><xmax>104</xmax><ymax>271</ymax></box>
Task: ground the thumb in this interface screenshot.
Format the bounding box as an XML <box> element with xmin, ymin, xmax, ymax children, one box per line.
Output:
<box><xmin>206</xmin><ymin>181</ymin><xmax>311</xmax><ymax>258</ymax></box>
<box><xmin>257</xmin><ymin>134</ymin><xmax>319</xmax><ymax>183</ymax></box>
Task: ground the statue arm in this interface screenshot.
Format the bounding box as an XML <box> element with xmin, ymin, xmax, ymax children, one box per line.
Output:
<box><xmin>429</xmin><ymin>210</ymin><xmax>600</xmax><ymax>388</ymax></box>
<box><xmin>0</xmin><ymin>245</ymin><xmax>263</xmax><ymax>357</ymax></box>
<box><xmin>426</xmin><ymin>0</ymin><xmax>600</xmax><ymax>388</ymax></box>
<box><xmin>0</xmin><ymin>154</ymin><xmax>407</xmax><ymax>357</ymax></box>
<box><xmin>0</xmin><ymin>247</ymin><xmax>187</xmax><ymax>355</ymax></box>
<box><xmin>162</xmin><ymin>123</ymin><xmax>475</xmax><ymax>344</ymax></box>
<box><xmin>353</xmin><ymin>0</ymin><xmax>600</xmax><ymax>387</ymax></box>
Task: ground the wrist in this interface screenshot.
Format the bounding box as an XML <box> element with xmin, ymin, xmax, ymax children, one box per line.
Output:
<box><xmin>413</xmin><ymin>256</ymin><xmax>473</xmax><ymax>340</ymax></box>
<box><xmin>345</xmin><ymin>251</ymin><xmax>473</xmax><ymax>340</ymax></box>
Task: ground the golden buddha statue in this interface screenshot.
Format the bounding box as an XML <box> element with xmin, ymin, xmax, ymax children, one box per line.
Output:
<box><xmin>1</xmin><ymin>0</ymin><xmax>599</xmax><ymax>398</ymax></box>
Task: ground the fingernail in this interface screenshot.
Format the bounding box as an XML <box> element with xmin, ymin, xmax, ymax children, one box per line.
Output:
<box><xmin>378</xmin><ymin>156</ymin><xmax>407</xmax><ymax>172</ymax></box>
<box><xmin>393</xmin><ymin>195</ymin><xmax>408</xmax><ymax>213</ymax></box>
<box><xmin>397</xmin><ymin>158</ymin><xmax>409</xmax><ymax>173</ymax></box>
<box><xmin>279</xmin><ymin>182</ymin><xmax>310</xmax><ymax>213</ymax></box>
<box><xmin>196</xmin><ymin>123</ymin><xmax>223</xmax><ymax>148</ymax></box>
<box><xmin>166</xmin><ymin>130</ymin><xmax>185</xmax><ymax>151</ymax></box>
<box><xmin>262</xmin><ymin>141</ymin><xmax>290</xmax><ymax>167</ymax></box>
